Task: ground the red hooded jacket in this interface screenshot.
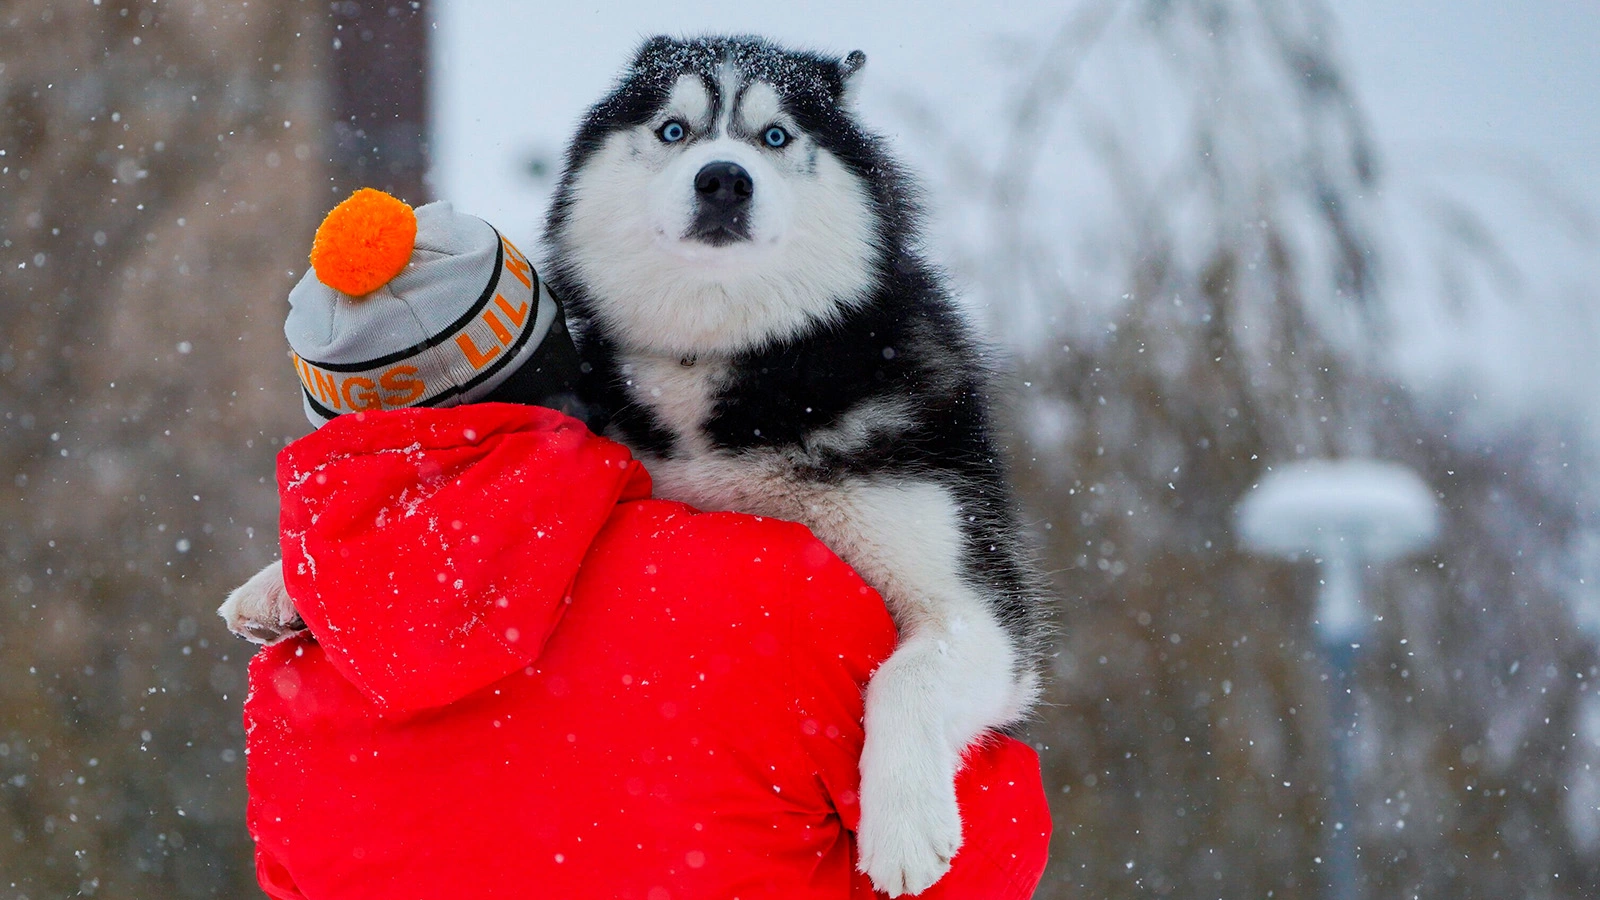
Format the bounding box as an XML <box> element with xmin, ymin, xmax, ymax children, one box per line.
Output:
<box><xmin>244</xmin><ymin>404</ymin><xmax>1049</xmax><ymax>899</ymax></box>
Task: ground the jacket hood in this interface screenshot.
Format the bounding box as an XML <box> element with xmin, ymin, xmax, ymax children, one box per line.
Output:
<box><xmin>276</xmin><ymin>403</ymin><xmax>651</xmax><ymax>714</ymax></box>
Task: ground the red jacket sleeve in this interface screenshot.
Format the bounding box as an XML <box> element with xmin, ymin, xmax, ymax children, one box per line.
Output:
<box><xmin>913</xmin><ymin>739</ymin><xmax>1052</xmax><ymax>900</ymax></box>
<box><xmin>787</xmin><ymin>532</ymin><xmax>892</xmax><ymax>833</ymax></box>
<box><xmin>255</xmin><ymin>845</ymin><xmax>307</xmax><ymax>900</ymax></box>
<box><xmin>785</xmin><ymin>535</ymin><xmax>1051</xmax><ymax>898</ymax></box>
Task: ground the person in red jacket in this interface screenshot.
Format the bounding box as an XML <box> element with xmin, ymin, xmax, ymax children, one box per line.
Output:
<box><xmin>231</xmin><ymin>191</ymin><xmax>1050</xmax><ymax>898</ymax></box>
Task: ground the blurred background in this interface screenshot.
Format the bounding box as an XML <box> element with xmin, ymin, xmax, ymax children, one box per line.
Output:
<box><xmin>3</xmin><ymin>0</ymin><xmax>1597</xmax><ymax>897</ymax></box>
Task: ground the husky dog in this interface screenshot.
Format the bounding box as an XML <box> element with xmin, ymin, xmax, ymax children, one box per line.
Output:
<box><xmin>547</xmin><ymin>36</ymin><xmax>1049</xmax><ymax>895</ymax></box>
<box><xmin>221</xmin><ymin>34</ymin><xmax>1050</xmax><ymax>896</ymax></box>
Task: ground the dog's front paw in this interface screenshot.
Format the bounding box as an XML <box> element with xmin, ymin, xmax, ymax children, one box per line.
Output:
<box><xmin>856</xmin><ymin>735</ymin><xmax>963</xmax><ymax>896</ymax></box>
<box><xmin>218</xmin><ymin>560</ymin><xmax>305</xmax><ymax>644</ymax></box>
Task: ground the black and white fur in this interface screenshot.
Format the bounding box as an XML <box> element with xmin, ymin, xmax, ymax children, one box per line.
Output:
<box><xmin>548</xmin><ymin>36</ymin><xmax>1049</xmax><ymax>895</ymax></box>
<box><xmin>219</xmin><ymin>35</ymin><xmax>1050</xmax><ymax>896</ymax></box>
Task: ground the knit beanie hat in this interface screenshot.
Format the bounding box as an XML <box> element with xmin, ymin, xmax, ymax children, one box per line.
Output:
<box><xmin>285</xmin><ymin>189</ymin><xmax>578</xmax><ymax>427</ymax></box>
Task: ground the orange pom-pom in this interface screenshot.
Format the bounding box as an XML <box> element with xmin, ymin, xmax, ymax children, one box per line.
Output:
<box><xmin>309</xmin><ymin>188</ymin><xmax>417</xmax><ymax>297</ymax></box>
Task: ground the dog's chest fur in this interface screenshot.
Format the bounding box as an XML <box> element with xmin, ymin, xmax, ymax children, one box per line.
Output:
<box><xmin>612</xmin><ymin>347</ymin><xmax>840</xmax><ymax>522</ymax></box>
<box><xmin>615</xmin><ymin>352</ymin><xmax>727</xmax><ymax>456</ymax></box>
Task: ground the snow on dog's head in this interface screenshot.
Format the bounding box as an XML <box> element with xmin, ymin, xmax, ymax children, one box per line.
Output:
<box><xmin>546</xmin><ymin>36</ymin><xmax>904</xmax><ymax>356</ymax></box>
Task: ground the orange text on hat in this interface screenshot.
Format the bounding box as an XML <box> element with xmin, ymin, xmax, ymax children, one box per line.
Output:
<box><xmin>293</xmin><ymin>354</ymin><xmax>428</xmax><ymax>411</ymax></box>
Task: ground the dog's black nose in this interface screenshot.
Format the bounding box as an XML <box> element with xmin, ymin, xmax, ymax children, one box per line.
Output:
<box><xmin>694</xmin><ymin>161</ymin><xmax>753</xmax><ymax>205</ymax></box>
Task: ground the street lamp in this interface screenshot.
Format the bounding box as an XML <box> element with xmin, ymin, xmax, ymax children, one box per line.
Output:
<box><xmin>1235</xmin><ymin>459</ymin><xmax>1440</xmax><ymax>900</ymax></box>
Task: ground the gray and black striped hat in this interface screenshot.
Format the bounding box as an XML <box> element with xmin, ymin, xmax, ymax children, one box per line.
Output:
<box><xmin>284</xmin><ymin>189</ymin><xmax>576</xmax><ymax>427</ymax></box>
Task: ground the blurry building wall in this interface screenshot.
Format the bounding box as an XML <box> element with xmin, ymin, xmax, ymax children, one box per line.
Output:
<box><xmin>0</xmin><ymin>1</ymin><xmax>426</xmax><ymax>895</ymax></box>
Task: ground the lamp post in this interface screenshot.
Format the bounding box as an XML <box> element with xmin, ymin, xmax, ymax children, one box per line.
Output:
<box><xmin>1235</xmin><ymin>460</ymin><xmax>1440</xmax><ymax>900</ymax></box>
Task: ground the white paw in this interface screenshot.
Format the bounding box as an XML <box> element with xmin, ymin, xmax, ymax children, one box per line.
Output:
<box><xmin>856</xmin><ymin>733</ymin><xmax>963</xmax><ymax>896</ymax></box>
<box><xmin>217</xmin><ymin>560</ymin><xmax>305</xmax><ymax>644</ymax></box>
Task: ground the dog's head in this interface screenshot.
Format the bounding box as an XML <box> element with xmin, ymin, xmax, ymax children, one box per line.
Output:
<box><xmin>547</xmin><ymin>35</ymin><xmax>910</xmax><ymax>356</ymax></box>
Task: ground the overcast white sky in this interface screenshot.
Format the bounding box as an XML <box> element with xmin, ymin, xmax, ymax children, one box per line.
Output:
<box><xmin>431</xmin><ymin>0</ymin><xmax>1600</xmax><ymax>248</ymax></box>
<box><xmin>429</xmin><ymin>0</ymin><xmax>1600</xmax><ymax>419</ymax></box>
<box><xmin>1337</xmin><ymin>0</ymin><xmax>1600</xmax><ymax>201</ymax></box>
<box><xmin>431</xmin><ymin>0</ymin><xmax>1063</xmax><ymax>246</ymax></box>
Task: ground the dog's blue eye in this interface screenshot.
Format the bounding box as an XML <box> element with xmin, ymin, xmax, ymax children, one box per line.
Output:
<box><xmin>659</xmin><ymin>121</ymin><xmax>686</xmax><ymax>143</ymax></box>
<box><xmin>764</xmin><ymin>126</ymin><xmax>789</xmax><ymax>148</ymax></box>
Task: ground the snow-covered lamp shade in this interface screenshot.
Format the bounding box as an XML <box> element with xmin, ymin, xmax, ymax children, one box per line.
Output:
<box><xmin>1235</xmin><ymin>459</ymin><xmax>1440</xmax><ymax>644</ymax></box>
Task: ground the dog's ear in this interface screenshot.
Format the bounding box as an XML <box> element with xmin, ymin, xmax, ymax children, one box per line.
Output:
<box><xmin>632</xmin><ymin>35</ymin><xmax>676</xmax><ymax>69</ymax></box>
<box><xmin>840</xmin><ymin>50</ymin><xmax>867</xmax><ymax>80</ymax></box>
<box><xmin>837</xmin><ymin>50</ymin><xmax>866</xmax><ymax>105</ymax></box>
